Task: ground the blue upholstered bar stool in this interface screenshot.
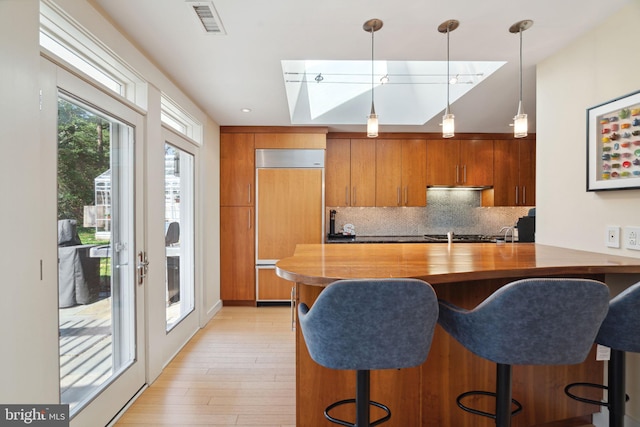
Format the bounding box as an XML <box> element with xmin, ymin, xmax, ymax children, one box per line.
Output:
<box><xmin>298</xmin><ymin>278</ymin><xmax>439</xmax><ymax>427</ymax></box>
<box><xmin>565</xmin><ymin>281</ymin><xmax>640</xmax><ymax>427</ymax></box>
<box><xmin>437</xmin><ymin>278</ymin><xmax>610</xmax><ymax>427</ymax></box>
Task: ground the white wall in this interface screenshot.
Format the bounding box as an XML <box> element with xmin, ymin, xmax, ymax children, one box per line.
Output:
<box><xmin>536</xmin><ymin>1</ymin><xmax>640</xmax><ymax>256</ymax></box>
<box><xmin>537</xmin><ymin>2</ymin><xmax>640</xmax><ymax>424</ymax></box>
<box><xmin>0</xmin><ymin>0</ymin><xmax>60</xmax><ymax>403</ymax></box>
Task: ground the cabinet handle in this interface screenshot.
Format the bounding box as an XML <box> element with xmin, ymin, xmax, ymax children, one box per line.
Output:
<box><xmin>463</xmin><ymin>165</ymin><xmax>467</xmax><ymax>184</ymax></box>
<box><xmin>523</xmin><ymin>186</ymin><xmax>526</xmax><ymax>205</ymax></box>
<box><xmin>455</xmin><ymin>165</ymin><xmax>459</xmax><ymax>184</ymax></box>
<box><xmin>397</xmin><ymin>187</ymin><xmax>401</xmax><ymax>206</ymax></box>
<box><xmin>345</xmin><ymin>186</ymin><xmax>349</xmax><ymax>206</ymax></box>
<box><xmin>248</xmin><ymin>183</ymin><xmax>251</xmax><ymax>204</ymax></box>
<box><xmin>515</xmin><ymin>186</ymin><xmax>519</xmax><ymax>205</ymax></box>
<box><xmin>404</xmin><ymin>186</ymin><xmax>408</xmax><ymax>205</ymax></box>
<box><xmin>353</xmin><ymin>187</ymin><xmax>357</xmax><ymax>205</ymax></box>
<box><xmin>248</xmin><ymin>210</ymin><xmax>252</xmax><ymax>229</ymax></box>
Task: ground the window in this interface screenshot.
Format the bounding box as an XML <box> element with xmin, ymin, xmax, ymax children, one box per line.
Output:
<box><xmin>40</xmin><ymin>0</ymin><xmax>147</xmax><ymax>108</ymax></box>
<box><xmin>161</xmin><ymin>94</ymin><xmax>203</xmax><ymax>144</ymax></box>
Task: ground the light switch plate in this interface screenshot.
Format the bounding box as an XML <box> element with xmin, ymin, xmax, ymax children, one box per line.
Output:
<box><xmin>606</xmin><ymin>226</ymin><xmax>620</xmax><ymax>248</ymax></box>
<box><xmin>624</xmin><ymin>226</ymin><xmax>640</xmax><ymax>251</ymax></box>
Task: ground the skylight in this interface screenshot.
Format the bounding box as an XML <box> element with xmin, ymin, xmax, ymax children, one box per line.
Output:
<box><xmin>282</xmin><ymin>60</ymin><xmax>505</xmax><ymax>126</ymax></box>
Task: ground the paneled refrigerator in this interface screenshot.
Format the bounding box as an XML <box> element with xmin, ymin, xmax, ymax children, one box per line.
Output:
<box><xmin>255</xmin><ymin>149</ymin><xmax>324</xmax><ymax>302</ymax></box>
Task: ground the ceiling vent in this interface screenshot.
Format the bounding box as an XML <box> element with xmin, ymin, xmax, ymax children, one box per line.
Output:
<box><xmin>186</xmin><ymin>1</ymin><xmax>226</xmax><ymax>35</ymax></box>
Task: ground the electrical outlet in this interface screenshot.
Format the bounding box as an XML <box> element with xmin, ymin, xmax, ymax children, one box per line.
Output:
<box><xmin>624</xmin><ymin>226</ymin><xmax>640</xmax><ymax>251</ymax></box>
<box><xmin>606</xmin><ymin>226</ymin><xmax>620</xmax><ymax>248</ymax></box>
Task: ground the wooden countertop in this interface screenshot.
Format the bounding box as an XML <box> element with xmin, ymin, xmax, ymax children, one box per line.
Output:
<box><xmin>276</xmin><ymin>242</ymin><xmax>640</xmax><ymax>285</ymax></box>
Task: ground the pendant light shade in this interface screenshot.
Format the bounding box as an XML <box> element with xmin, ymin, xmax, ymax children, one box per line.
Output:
<box><xmin>442</xmin><ymin>113</ymin><xmax>455</xmax><ymax>137</ymax></box>
<box><xmin>363</xmin><ymin>19</ymin><xmax>383</xmax><ymax>138</ymax></box>
<box><xmin>438</xmin><ymin>20</ymin><xmax>459</xmax><ymax>139</ymax></box>
<box><xmin>513</xmin><ymin>101</ymin><xmax>528</xmax><ymax>138</ymax></box>
<box><xmin>367</xmin><ymin>113</ymin><xmax>379</xmax><ymax>138</ymax></box>
<box><xmin>509</xmin><ymin>20</ymin><xmax>533</xmax><ymax>138</ymax></box>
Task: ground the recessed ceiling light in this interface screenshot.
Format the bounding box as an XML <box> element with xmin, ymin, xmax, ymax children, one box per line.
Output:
<box><xmin>241</xmin><ymin>108</ymin><xmax>252</xmax><ymax>113</ymax></box>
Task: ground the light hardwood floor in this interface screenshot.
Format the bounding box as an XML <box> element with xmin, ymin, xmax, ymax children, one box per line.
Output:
<box><xmin>115</xmin><ymin>306</ymin><xmax>295</xmax><ymax>427</ymax></box>
<box><xmin>114</xmin><ymin>305</ymin><xmax>596</xmax><ymax>427</ymax></box>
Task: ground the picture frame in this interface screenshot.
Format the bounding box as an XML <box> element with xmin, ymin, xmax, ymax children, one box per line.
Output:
<box><xmin>587</xmin><ymin>90</ymin><xmax>640</xmax><ymax>191</ymax></box>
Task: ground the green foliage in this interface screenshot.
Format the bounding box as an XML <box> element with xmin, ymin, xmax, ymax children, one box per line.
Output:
<box><xmin>77</xmin><ymin>228</ymin><xmax>109</xmax><ymax>245</ymax></box>
<box><xmin>57</xmin><ymin>99</ymin><xmax>111</xmax><ymax>221</ymax></box>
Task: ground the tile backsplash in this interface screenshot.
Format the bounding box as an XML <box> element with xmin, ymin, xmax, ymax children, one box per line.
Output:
<box><xmin>327</xmin><ymin>189</ymin><xmax>532</xmax><ymax>237</ymax></box>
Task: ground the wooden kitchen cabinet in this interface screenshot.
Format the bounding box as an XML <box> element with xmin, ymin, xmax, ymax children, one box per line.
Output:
<box><xmin>220</xmin><ymin>133</ymin><xmax>255</xmax><ymax>304</ymax></box>
<box><xmin>325</xmin><ymin>138</ymin><xmax>376</xmax><ymax>206</ymax></box>
<box><xmin>220</xmin><ymin>133</ymin><xmax>254</xmax><ymax>206</ymax></box>
<box><xmin>426</xmin><ymin>139</ymin><xmax>493</xmax><ymax>187</ymax></box>
<box><xmin>493</xmin><ymin>139</ymin><xmax>536</xmax><ymax>206</ymax></box>
<box><xmin>375</xmin><ymin>139</ymin><xmax>427</xmax><ymax>206</ymax></box>
<box><xmin>220</xmin><ymin>206</ymin><xmax>255</xmax><ymax>303</ymax></box>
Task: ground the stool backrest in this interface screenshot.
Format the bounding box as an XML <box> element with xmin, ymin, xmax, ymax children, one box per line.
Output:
<box><xmin>298</xmin><ymin>278</ymin><xmax>438</xmax><ymax>370</ymax></box>
<box><xmin>445</xmin><ymin>278</ymin><xmax>609</xmax><ymax>365</ymax></box>
<box><xmin>596</xmin><ymin>281</ymin><xmax>640</xmax><ymax>353</ymax></box>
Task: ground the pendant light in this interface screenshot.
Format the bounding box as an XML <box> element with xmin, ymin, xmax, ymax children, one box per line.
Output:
<box><xmin>363</xmin><ymin>19</ymin><xmax>383</xmax><ymax>138</ymax></box>
<box><xmin>509</xmin><ymin>19</ymin><xmax>533</xmax><ymax>138</ymax></box>
<box><xmin>438</xmin><ymin>19</ymin><xmax>459</xmax><ymax>138</ymax></box>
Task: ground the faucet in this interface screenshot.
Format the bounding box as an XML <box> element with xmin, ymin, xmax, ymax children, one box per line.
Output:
<box><xmin>499</xmin><ymin>226</ymin><xmax>515</xmax><ymax>243</ymax></box>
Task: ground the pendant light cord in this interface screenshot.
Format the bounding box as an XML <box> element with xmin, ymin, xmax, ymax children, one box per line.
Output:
<box><xmin>446</xmin><ymin>26</ymin><xmax>450</xmax><ymax>112</ymax></box>
<box><xmin>519</xmin><ymin>27</ymin><xmax>523</xmax><ymax>107</ymax></box>
<box><xmin>370</xmin><ymin>26</ymin><xmax>375</xmax><ymax>115</ymax></box>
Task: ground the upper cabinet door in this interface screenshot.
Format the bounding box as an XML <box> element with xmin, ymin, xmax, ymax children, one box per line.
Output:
<box><xmin>519</xmin><ymin>139</ymin><xmax>536</xmax><ymax>206</ymax></box>
<box><xmin>460</xmin><ymin>139</ymin><xmax>494</xmax><ymax>187</ymax></box>
<box><xmin>401</xmin><ymin>139</ymin><xmax>427</xmax><ymax>206</ymax></box>
<box><xmin>375</xmin><ymin>139</ymin><xmax>403</xmax><ymax>206</ymax></box>
<box><xmin>325</xmin><ymin>139</ymin><xmax>352</xmax><ymax>207</ymax></box>
<box><xmin>220</xmin><ymin>133</ymin><xmax>255</xmax><ymax>206</ymax></box>
<box><xmin>493</xmin><ymin>139</ymin><xmax>522</xmax><ymax>206</ymax></box>
<box><xmin>426</xmin><ymin>139</ymin><xmax>459</xmax><ymax>186</ymax></box>
<box><xmin>350</xmin><ymin>139</ymin><xmax>376</xmax><ymax>207</ymax></box>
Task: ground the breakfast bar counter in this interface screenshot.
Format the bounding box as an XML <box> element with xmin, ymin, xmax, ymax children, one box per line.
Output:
<box><xmin>276</xmin><ymin>243</ymin><xmax>640</xmax><ymax>427</ymax></box>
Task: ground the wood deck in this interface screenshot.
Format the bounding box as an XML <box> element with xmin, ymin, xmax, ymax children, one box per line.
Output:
<box><xmin>59</xmin><ymin>297</ymin><xmax>181</xmax><ymax>410</ymax></box>
<box><xmin>59</xmin><ymin>297</ymin><xmax>113</xmax><ymax>409</ymax></box>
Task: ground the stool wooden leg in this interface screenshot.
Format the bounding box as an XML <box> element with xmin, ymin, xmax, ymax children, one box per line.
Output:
<box><xmin>356</xmin><ymin>370</ymin><xmax>370</xmax><ymax>427</ymax></box>
<box><xmin>609</xmin><ymin>350</ymin><xmax>625</xmax><ymax>427</ymax></box>
<box><xmin>496</xmin><ymin>363</ymin><xmax>512</xmax><ymax>427</ymax></box>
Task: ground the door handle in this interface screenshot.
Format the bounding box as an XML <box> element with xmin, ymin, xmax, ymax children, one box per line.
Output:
<box><xmin>137</xmin><ymin>251</ymin><xmax>148</xmax><ymax>285</ymax></box>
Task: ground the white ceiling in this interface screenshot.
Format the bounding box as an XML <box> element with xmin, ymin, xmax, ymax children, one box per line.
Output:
<box><xmin>91</xmin><ymin>0</ymin><xmax>631</xmax><ymax>134</ymax></box>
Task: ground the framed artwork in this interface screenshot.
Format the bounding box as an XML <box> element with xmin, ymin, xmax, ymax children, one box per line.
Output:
<box><xmin>587</xmin><ymin>89</ymin><xmax>640</xmax><ymax>191</ymax></box>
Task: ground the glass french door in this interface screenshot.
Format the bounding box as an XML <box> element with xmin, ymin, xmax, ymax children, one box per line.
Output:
<box><xmin>54</xmin><ymin>68</ymin><xmax>145</xmax><ymax>426</ymax></box>
<box><xmin>164</xmin><ymin>142</ymin><xmax>195</xmax><ymax>330</ymax></box>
